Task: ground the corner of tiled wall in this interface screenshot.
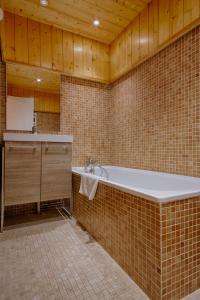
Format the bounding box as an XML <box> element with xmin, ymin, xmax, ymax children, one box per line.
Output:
<box><xmin>61</xmin><ymin>26</ymin><xmax>200</xmax><ymax>177</ymax></box>
<box><xmin>60</xmin><ymin>75</ymin><xmax>112</xmax><ymax>166</ymax></box>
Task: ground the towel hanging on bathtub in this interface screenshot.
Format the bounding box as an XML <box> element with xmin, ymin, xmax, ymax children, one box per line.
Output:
<box><xmin>79</xmin><ymin>173</ymin><xmax>99</xmax><ymax>200</ymax></box>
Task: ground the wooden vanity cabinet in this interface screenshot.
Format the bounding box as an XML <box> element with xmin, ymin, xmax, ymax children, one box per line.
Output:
<box><xmin>41</xmin><ymin>142</ymin><xmax>72</xmax><ymax>201</ymax></box>
<box><xmin>4</xmin><ymin>141</ymin><xmax>72</xmax><ymax>206</ymax></box>
<box><xmin>4</xmin><ymin>141</ymin><xmax>41</xmax><ymax>206</ymax></box>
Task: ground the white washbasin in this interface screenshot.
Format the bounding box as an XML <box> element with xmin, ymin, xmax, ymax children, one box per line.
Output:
<box><xmin>3</xmin><ymin>133</ymin><xmax>73</xmax><ymax>143</ymax></box>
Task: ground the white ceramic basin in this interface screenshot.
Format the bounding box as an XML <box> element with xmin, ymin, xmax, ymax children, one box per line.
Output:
<box><xmin>3</xmin><ymin>133</ymin><xmax>73</xmax><ymax>143</ymax></box>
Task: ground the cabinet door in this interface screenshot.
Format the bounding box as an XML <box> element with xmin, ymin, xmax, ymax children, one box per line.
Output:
<box><xmin>41</xmin><ymin>142</ymin><xmax>72</xmax><ymax>201</ymax></box>
<box><xmin>5</xmin><ymin>141</ymin><xmax>41</xmax><ymax>206</ymax></box>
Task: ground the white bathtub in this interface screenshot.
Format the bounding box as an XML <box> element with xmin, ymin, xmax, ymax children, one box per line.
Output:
<box><xmin>72</xmin><ymin>166</ymin><xmax>200</xmax><ymax>203</ymax></box>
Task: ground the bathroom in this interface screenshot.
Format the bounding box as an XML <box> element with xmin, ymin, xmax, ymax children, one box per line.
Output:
<box><xmin>0</xmin><ymin>0</ymin><xmax>200</xmax><ymax>300</ymax></box>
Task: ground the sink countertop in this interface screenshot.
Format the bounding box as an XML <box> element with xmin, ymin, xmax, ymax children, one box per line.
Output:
<box><xmin>3</xmin><ymin>133</ymin><xmax>73</xmax><ymax>143</ymax></box>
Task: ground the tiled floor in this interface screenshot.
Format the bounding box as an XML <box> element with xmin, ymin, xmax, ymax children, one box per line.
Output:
<box><xmin>0</xmin><ymin>210</ymin><xmax>199</xmax><ymax>300</ymax></box>
<box><xmin>0</xmin><ymin>211</ymin><xmax>149</xmax><ymax>300</ymax></box>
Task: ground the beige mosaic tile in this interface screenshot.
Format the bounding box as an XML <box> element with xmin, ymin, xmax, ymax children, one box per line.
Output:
<box><xmin>73</xmin><ymin>174</ymin><xmax>200</xmax><ymax>300</ymax></box>
<box><xmin>0</xmin><ymin>213</ymin><xmax>149</xmax><ymax>300</ymax></box>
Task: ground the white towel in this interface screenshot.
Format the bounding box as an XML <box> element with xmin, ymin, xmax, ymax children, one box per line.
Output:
<box><xmin>79</xmin><ymin>173</ymin><xmax>99</xmax><ymax>200</ymax></box>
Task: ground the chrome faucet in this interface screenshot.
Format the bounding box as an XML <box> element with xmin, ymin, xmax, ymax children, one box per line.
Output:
<box><xmin>84</xmin><ymin>157</ymin><xmax>95</xmax><ymax>174</ymax></box>
<box><xmin>84</xmin><ymin>158</ymin><xmax>109</xmax><ymax>179</ymax></box>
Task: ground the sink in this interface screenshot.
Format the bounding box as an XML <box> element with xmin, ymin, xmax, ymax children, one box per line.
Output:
<box><xmin>3</xmin><ymin>133</ymin><xmax>73</xmax><ymax>143</ymax></box>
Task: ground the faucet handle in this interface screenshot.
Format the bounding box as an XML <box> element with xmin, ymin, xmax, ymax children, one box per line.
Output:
<box><xmin>86</xmin><ymin>156</ymin><xmax>93</xmax><ymax>164</ymax></box>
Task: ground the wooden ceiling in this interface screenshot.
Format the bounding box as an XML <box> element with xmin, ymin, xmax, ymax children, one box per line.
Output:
<box><xmin>7</xmin><ymin>63</ymin><xmax>60</xmax><ymax>94</ymax></box>
<box><xmin>2</xmin><ymin>0</ymin><xmax>151</xmax><ymax>44</ymax></box>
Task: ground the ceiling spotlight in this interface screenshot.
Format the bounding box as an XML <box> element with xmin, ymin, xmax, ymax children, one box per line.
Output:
<box><xmin>40</xmin><ymin>0</ymin><xmax>48</xmax><ymax>7</ymax></box>
<box><xmin>93</xmin><ymin>19</ymin><xmax>100</xmax><ymax>27</ymax></box>
<box><xmin>36</xmin><ymin>78</ymin><xmax>42</xmax><ymax>83</ymax></box>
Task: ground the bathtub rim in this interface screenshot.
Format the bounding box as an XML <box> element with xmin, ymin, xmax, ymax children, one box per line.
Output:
<box><xmin>72</xmin><ymin>166</ymin><xmax>200</xmax><ymax>203</ymax></box>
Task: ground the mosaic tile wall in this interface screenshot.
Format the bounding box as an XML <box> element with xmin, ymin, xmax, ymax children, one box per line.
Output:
<box><xmin>110</xmin><ymin>26</ymin><xmax>200</xmax><ymax>177</ymax></box>
<box><xmin>61</xmin><ymin>27</ymin><xmax>200</xmax><ymax>177</ymax></box>
<box><xmin>60</xmin><ymin>76</ymin><xmax>112</xmax><ymax>166</ymax></box>
<box><xmin>36</xmin><ymin>112</ymin><xmax>60</xmax><ymax>133</ymax></box>
<box><xmin>72</xmin><ymin>173</ymin><xmax>200</xmax><ymax>300</ymax></box>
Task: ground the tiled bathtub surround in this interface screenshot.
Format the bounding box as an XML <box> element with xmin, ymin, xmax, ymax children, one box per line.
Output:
<box><xmin>61</xmin><ymin>27</ymin><xmax>200</xmax><ymax>177</ymax></box>
<box><xmin>73</xmin><ymin>174</ymin><xmax>200</xmax><ymax>300</ymax></box>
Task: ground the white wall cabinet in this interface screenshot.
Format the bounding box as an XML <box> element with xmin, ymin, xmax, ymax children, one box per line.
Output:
<box><xmin>6</xmin><ymin>96</ymin><xmax>34</xmax><ymax>131</ymax></box>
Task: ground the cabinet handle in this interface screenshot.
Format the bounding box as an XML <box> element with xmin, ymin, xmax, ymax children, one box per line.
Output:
<box><xmin>9</xmin><ymin>146</ymin><xmax>36</xmax><ymax>153</ymax></box>
<box><xmin>45</xmin><ymin>145</ymin><xmax>68</xmax><ymax>153</ymax></box>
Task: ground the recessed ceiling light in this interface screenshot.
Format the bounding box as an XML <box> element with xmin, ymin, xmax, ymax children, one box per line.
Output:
<box><xmin>36</xmin><ymin>78</ymin><xmax>42</xmax><ymax>83</ymax></box>
<box><xmin>93</xmin><ymin>19</ymin><xmax>100</xmax><ymax>27</ymax></box>
<box><xmin>74</xmin><ymin>46</ymin><xmax>83</xmax><ymax>52</ymax></box>
<box><xmin>40</xmin><ymin>0</ymin><xmax>48</xmax><ymax>7</ymax></box>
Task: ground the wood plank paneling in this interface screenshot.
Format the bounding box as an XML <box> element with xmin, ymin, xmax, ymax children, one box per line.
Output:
<box><xmin>3</xmin><ymin>11</ymin><xmax>109</xmax><ymax>83</ymax></box>
<box><xmin>40</xmin><ymin>23</ymin><xmax>52</xmax><ymax>69</ymax></box>
<box><xmin>110</xmin><ymin>0</ymin><xmax>200</xmax><ymax>81</ymax></box>
<box><xmin>139</xmin><ymin>6</ymin><xmax>149</xmax><ymax>59</ymax></box>
<box><xmin>126</xmin><ymin>25</ymin><xmax>132</xmax><ymax>70</ymax></box>
<box><xmin>52</xmin><ymin>27</ymin><xmax>63</xmax><ymax>71</ymax></box>
<box><xmin>8</xmin><ymin>85</ymin><xmax>60</xmax><ymax>113</ymax></box>
<box><xmin>3</xmin><ymin>0</ymin><xmax>151</xmax><ymax>44</ymax></box>
<box><xmin>63</xmin><ymin>31</ymin><xmax>74</xmax><ymax>74</ymax></box>
<box><xmin>148</xmin><ymin>0</ymin><xmax>158</xmax><ymax>53</ymax></box>
<box><xmin>183</xmin><ymin>0</ymin><xmax>200</xmax><ymax>26</ymax></box>
<box><xmin>73</xmin><ymin>35</ymin><xmax>83</xmax><ymax>76</ymax></box>
<box><xmin>28</xmin><ymin>19</ymin><xmax>41</xmax><ymax>66</ymax></box>
<box><xmin>2</xmin><ymin>1</ymin><xmax>200</xmax><ymax>84</ymax></box>
<box><xmin>15</xmin><ymin>14</ymin><xmax>28</xmax><ymax>63</ymax></box>
<box><xmin>158</xmin><ymin>0</ymin><xmax>170</xmax><ymax>44</ymax></box>
<box><xmin>131</xmin><ymin>16</ymin><xmax>140</xmax><ymax>65</ymax></box>
<box><xmin>4</xmin><ymin>12</ymin><xmax>15</xmax><ymax>61</ymax></box>
<box><xmin>83</xmin><ymin>38</ymin><xmax>92</xmax><ymax>77</ymax></box>
<box><xmin>7</xmin><ymin>63</ymin><xmax>60</xmax><ymax>94</ymax></box>
<box><xmin>170</xmin><ymin>0</ymin><xmax>184</xmax><ymax>35</ymax></box>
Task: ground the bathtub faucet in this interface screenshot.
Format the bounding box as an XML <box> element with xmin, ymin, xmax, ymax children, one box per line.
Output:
<box><xmin>84</xmin><ymin>157</ymin><xmax>95</xmax><ymax>174</ymax></box>
<box><xmin>84</xmin><ymin>158</ymin><xmax>109</xmax><ymax>179</ymax></box>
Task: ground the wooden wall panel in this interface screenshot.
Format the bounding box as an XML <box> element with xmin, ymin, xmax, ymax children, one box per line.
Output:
<box><xmin>3</xmin><ymin>3</ymin><xmax>200</xmax><ymax>84</ymax></box>
<box><xmin>3</xmin><ymin>0</ymin><xmax>151</xmax><ymax>44</ymax></box>
<box><xmin>158</xmin><ymin>0</ymin><xmax>170</xmax><ymax>44</ymax></box>
<box><xmin>40</xmin><ymin>23</ymin><xmax>52</xmax><ymax>69</ymax></box>
<box><xmin>28</xmin><ymin>19</ymin><xmax>41</xmax><ymax>66</ymax></box>
<box><xmin>170</xmin><ymin>0</ymin><xmax>184</xmax><ymax>35</ymax></box>
<box><xmin>52</xmin><ymin>27</ymin><xmax>63</xmax><ymax>71</ymax></box>
<box><xmin>148</xmin><ymin>0</ymin><xmax>158</xmax><ymax>53</ymax></box>
<box><xmin>4</xmin><ymin>12</ymin><xmax>15</xmax><ymax>61</ymax></box>
<box><xmin>131</xmin><ymin>17</ymin><xmax>140</xmax><ymax>65</ymax></box>
<box><xmin>139</xmin><ymin>6</ymin><xmax>149</xmax><ymax>59</ymax></box>
<box><xmin>15</xmin><ymin>15</ymin><xmax>28</xmax><ymax>63</ymax></box>
<box><xmin>63</xmin><ymin>31</ymin><xmax>74</xmax><ymax>74</ymax></box>
<box><xmin>126</xmin><ymin>25</ymin><xmax>133</xmax><ymax>70</ymax></box>
<box><xmin>7</xmin><ymin>85</ymin><xmax>60</xmax><ymax>113</ymax></box>
<box><xmin>2</xmin><ymin>11</ymin><xmax>109</xmax><ymax>83</ymax></box>
<box><xmin>83</xmin><ymin>38</ymin><xmax>92</xmax><ymax>77</ymax></box>
<box><xmin>183</xmin><ymin>0</ymin><xmax>200</xmax><ymax>26</ymax></box>
<box><xmin>110</xmin><ymin>0</ymin><xmax>200</xmax><ymax>81</ymax></box>
<box><xmin>73</xmin><ymin>35</ymin><xmax>83</xmax><ymax>76</ymax></box>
